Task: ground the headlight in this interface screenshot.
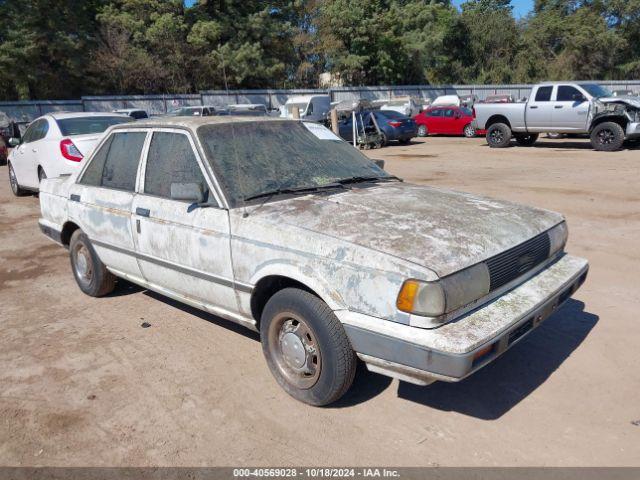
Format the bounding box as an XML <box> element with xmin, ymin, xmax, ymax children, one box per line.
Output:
<box><xmin>548</xmin><ymin>221</ymin><xmax>568</xmax><ymax>255</ymax></box>
<box><xmin>397</xmin><ymin>263</ymin><xmax>490</xmax><ymax>318</ymax></box>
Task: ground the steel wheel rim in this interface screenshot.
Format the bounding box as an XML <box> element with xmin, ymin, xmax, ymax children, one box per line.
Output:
<box><xmin>418</xmin><ymin>125</ymin><xmax>427</xmax><ymax>136</ymax></box>
<box><xmin>73</xmin><ymin>243</ymin><xmax>93</xmax><ymax>285</ymax></box>
<box><xmin>268</xmin><ymin>311</ymin><xmax>321</xmax><ymax>389</ymax></box>
<box><xmin>464</xmin><ymin>125</ymin><xmax>475</xmax><ymax>137</ymax></box>
<box><xmin>9</xmin><ymin>164</ymin><xmax>18</xmax><ymax>193</ymax></box>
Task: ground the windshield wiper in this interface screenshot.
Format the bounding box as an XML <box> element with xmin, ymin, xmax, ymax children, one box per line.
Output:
<box><xmin>336</xmin><ymin>175</ymin><xmax>402</xmax><ymax>185</ymax></box>
<box><xmin>242</xmin><ymin>183</ymin><xmax>347</xmax><ymax>202</ymax></box>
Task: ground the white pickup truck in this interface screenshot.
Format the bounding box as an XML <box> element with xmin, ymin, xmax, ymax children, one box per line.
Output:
<box><xmin>474</xmin><ymin>82</ymin><xmax>640</xmax><ymax>151</ymax></box>
<box><xmin>38</xmin><ymin>116</ymin><xmax>589</xmax><ymax>406</ymax></box>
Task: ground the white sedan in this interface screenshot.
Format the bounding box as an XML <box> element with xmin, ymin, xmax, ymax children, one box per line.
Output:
<box><xmin>7</xmin><ymin>112</ymin><xmax>133</xmax><ymax>195</ymax></box>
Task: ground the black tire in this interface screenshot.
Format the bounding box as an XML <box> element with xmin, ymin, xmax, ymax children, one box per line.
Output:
<box><xmin>69</xmin><ymin>229</ymin><xmax>116</xmax><ymax>297</ymax></box>
<box><xmin>463</xmin><ymin>123</ymin><xmax>476</xmax><ymax>138</ymax></box>
<box><xmin>0</xmin><ymin>138</ymin><xmax>7</xmax><ymax>166</ymax></box>
<box><xmin>486</xmin><ymin>122</ymin><xmax>512</xmax><ymax>148</ymax></box>
<box><xmin>417</xmin><ymin>124</ymin><xmax>428</xmax><ymax>137</ymax></box>
<box><xmin>590</xmin><ymin>122</ymin><xmax>625</xmax><ymax>152</ymax></box>
<box><xmin>8</xmin><ymin>162</ymin><xmax>27</xmax><ymax>196</ymax></box>
<box><xmin>260</xmin><ymin>288</ymin><xmax>357</xmax><ymax>406</ymax></box>
<box><xmin>515</xmin><ymin>133</ymin><xmax>539</xmax><ymax>146</ymax></box>
<box><xmin>379</xmin><ymin>132</ymin><xmax>388</xmax><ymax>146</ymax></box>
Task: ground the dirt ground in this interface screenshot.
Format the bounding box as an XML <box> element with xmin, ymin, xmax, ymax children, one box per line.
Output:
<box><xmin>0</xmin><ymin>136</ymin><xmax>639</xmax><ymax>467</ymax></box>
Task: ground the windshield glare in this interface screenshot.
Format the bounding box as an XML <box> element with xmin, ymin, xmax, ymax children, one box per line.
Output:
<box><xmin>56</xmin><ymin>116</ymin><xmax>133</xmax><ymax>136</ymax></box>
<box><xmin>580</xmin><ymin>84</ymin><xmax>613</xmax><ymax>98</ymax></box>
<box><xmin>198</xmin><ymin>121</ymin><xmax>389</xmax><ymax>206</ymax></box>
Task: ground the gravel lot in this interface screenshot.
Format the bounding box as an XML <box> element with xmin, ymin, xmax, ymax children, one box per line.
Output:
<box><xmin>1</xmin><ymin>136</ymin><xmax>638</xmax><ymax>466</ymax></box>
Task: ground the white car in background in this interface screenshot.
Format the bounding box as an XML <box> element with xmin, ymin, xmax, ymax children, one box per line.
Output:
<box><xmin>7</xmin><ymin>112</ymin><xmax>133</xmax><ymax>195</ymax></box>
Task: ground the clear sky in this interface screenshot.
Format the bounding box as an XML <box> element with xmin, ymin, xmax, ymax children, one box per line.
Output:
<box><xmin>452</xmin><ymin>0</ymin><xmax>533</xmax><ymax>18</ymax></box>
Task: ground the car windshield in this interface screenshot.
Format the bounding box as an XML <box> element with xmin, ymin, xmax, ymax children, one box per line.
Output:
<box><xmin>56</xmin><ymin>116</ymin><xmax>133</xmax><ymax>136</ymax></box>
<box><xmin>579</xmin><ymin>84</ymin><xmax>613</xmax><ymax>98</ymax></box>
<box><xmin>198</xmin><ymin>121</ymin><xmax>391</xmax><ymax>206</ymax></box>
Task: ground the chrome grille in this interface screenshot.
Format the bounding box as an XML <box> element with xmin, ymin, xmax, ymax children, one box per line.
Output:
<box><xmin>486</xmin><ymin>231</ymin><xmax>551</xmax><ymax>291</ymax></box>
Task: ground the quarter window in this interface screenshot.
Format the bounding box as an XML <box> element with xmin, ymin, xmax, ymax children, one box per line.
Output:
<box><xmin>534</xmin><ymin>86</ymin><xmax>552</xmax><ymax>102</ymax></box>
<box><xmin>144</xmin><ymin>132</ymin><xmax>209</xmax><ymax>202</ymax></box>
<box><xmin>79</xmin><ymin>132</ymin><xmax>146</xmax><ymax>191</ymax></box>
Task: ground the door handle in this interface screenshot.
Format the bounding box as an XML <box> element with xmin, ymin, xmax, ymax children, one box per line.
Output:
<box><xmin>70</xmin><ymin>194</ymin><xmax>81</xmax><ymax>202</ymax></box>
<box><xmin>136</xmin><ymin>207</ymin><xmax>150</xmax><ymax>217</ymax></box>
<box><xmin>32</xmin><ymin>148</ymin><xmax>37</xmax><ymax>152</ymax></box>
<box><xmin>554</xmin><ymin>106</ymin><xmax>563</xmax><ymax>109</ymax></box>
<box><xmin>529</xmin><ymin>106</ymin><xmax>538</xmax><ymax>109</ymax></box>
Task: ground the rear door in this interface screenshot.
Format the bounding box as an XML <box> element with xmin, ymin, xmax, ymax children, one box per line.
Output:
<box><xmin>68</xmin><ymin>130</ymin><xmax>148</xmax><ymax>281</ymax></box>
<box><xmin>131</xmin><ymin>129</ymin><xmax>237</xmax><ymax>312</ymax></box>
<box><xmin>525</xmin><ymin>86</ymin><xmax>554</xmax><ymax>132</ymax></box>
<box><xmin>551</xmin><ymin>85</ymin><xmax>590</xmax><ymax>131</ymax></box>
<box><xmin>425</xmin><ymin>108</ymin><xmax>444</xmax><ymax>133</ymax></box>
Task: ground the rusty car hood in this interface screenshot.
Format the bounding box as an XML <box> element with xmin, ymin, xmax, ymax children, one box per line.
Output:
<box><xmin>252</xmin><ymin>182</ymin><xmax>564</xmax><ymax>277</ymax></box>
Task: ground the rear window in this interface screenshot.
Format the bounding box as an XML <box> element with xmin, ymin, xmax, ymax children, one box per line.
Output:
<box><xmin>57</xmin><ymin>116</ymin><xmax>133</xmax><ymax>136</ymax></box>
<box><xmin>377</xmin><ymin>110</ymin><xmax>406</xmax><ymax>119</ymax></box>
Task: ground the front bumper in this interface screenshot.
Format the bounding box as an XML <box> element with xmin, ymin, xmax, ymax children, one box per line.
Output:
<box><xmin>337</xmin><ymin>254</ymin><xmax>588</xmax><ymax>385</ymax></box>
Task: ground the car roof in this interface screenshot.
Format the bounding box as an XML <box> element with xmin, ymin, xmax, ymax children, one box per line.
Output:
<box><xmin>46</xmin><ymin>111</ymin><xmax>129</xmax><ymax>120</ymax></box>
<box><xmin>109</xmin><ymin>115</ymin><xmax>292</xmax><ymax>132</ymax></box>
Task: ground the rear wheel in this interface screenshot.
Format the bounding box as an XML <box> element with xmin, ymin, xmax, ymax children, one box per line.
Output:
<box><xmin>69</xmin><ymin>229</ymin><xmax>116</xmax><ymax>297</ymax></box>
<box><xmin>590</xmin><ymin>122</ymin><xmax>625</xmax><ymax>152</ymax></box>
<box><xmin>463</xmin><ymin>124</ymin><xmax>476</xmax><ymax>138</ymax></box>
<box><xmin>8</xmin><ymin>162</ymin><xmax>26</xmax><ymax>196</ymax></box>
<box><xmin>38</xmin><ymin>167</ymin><xmax>47</xmax><ymax>183</ymax></box>
<box><xmin>486</xmin><ymin>123</ymin><xmax>512</xmax><ymax>148</ymax></box>
<box><xmin>379</xmin><ymin>132</ymin><xmax>388</xmax><ymax>146</ymax></box>
<box><xmin>515</xmin><ymin>133</ymin><xmax>539</xmax><ymax>146</ymax></box>
<box><xmin>260</xmin><ymin>288</ymin><xmax>357</xmax><ymax>406</ymax></box>
<box><xmin>417</xmin><ymin>125</ymin><xmax>428</xmax><ymax>137</ymax></box>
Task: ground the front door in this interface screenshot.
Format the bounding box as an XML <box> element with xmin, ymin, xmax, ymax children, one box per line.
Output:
<box><xmin>131</xmin><ymin>129</ymin><xmax>237</xmax><ymax>312</ymax></box>
<box><xmin>68</xmin><ymin>130</ymin><xmax>148</xmax><ymax>280</ymax></box>
<box><xmin>551</xmin><ymin>85</ymin><xmax>591</xmax><ymax>131</ymax></box>
<box><xmin>526</xmin><ymin>85</ymin><xmax>554</xmax><ymax>132</ymax></box>
<box><xmin>11</xmin><ymin>118</ymin><xmax>47</xmax><ymax>189</ymax></box>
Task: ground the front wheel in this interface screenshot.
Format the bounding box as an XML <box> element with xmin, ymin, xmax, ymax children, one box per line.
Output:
<box><xmin>260</xmin><ymin>288</ymin><xmax>357</xmax><ymax>406</ymax></box>
<box><xmin>590</xmin><ymin>122</ymin><xmax>625</xmax><ymax>152</ymax></box>
<box><xmin>417</xmin><ymin>125</ymin><xmax>428</xmax><ymax>137</ymax></box>
<box><xmin>463</xmin><ymin>124</ymin><xmax>476</xmax><ymax>138</ymax></box>
<box><xmin>486</xmin><ymin>123</ymin><xmax>512</xmax><ymax>148</ymax></box>
<box><xmin>69</xmin><ymin>229</ymin><xmax>116</xmax><ymax>297</ymax></box>
<box><xmin>515</xmin><ymin>133</ymin><xmax>539</xmax><ymax>146</ymax></box>
<box><xmin>8</xmin><ymin>162</ymin><xmax>26</xmax><ymax>196</ymax></box>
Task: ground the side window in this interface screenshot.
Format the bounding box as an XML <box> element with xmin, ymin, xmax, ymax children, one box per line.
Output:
<box><xmin>34</xmin><ymin>119</ymin><xmax>49</xmax><ymax>141</ymax></box>
<box><xmin>78</xmin><ymin>132</ymin><xmax>146</xmax><ymax>191</ymax></box>
<box><xmin>306</xmin><ymin>102</ymin><xmax>313</xmax><ymax>115</ymax></box>
<box><xmin>21</xmin><ymin>122</ymin><xmax>37</xmax><ymax>143</ymax></box>
<box><xmin>427</xmin><ymin>109</ymin><xmax>441</xmax><ymax>117</ymax></box>
<box><xmin>22</xmin><ymin>119</ymin><xmax>46</xmax><ymax>143</ymax></box>
<box><xmin>557</xmin><ymin>86</ymin><xmax>582</xmax><ymax>102</ymax></box>
<box><xmin>443</xmin><ymin>109</ymin><xmax>455</xmax><ymax>117</ymax></box>
<box><xmin>144</xmin><ymin>132</ymin><xmax>211</xmax><ymax>203</ymax></box>
<box><xmin>535</xmin><ymin>86</ymin><xmax>553</xmax><ymax>102</ymax></box>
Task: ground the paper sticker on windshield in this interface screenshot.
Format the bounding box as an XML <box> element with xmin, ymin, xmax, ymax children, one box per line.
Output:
<box><xmin>303</xmin><ymin>122</ymin><xmax>342</xmax><ymax>141</ymax></box>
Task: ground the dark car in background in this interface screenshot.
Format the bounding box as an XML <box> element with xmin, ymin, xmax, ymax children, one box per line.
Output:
<box><xmin>338</xmin><ymin>110</ymin><xmax>417</xmax><ymax>145</ymax></box>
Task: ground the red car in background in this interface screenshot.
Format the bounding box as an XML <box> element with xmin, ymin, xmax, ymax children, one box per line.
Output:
<box><xmin>414</xmin><ymin>106</ymin><xmax>479</xmax><ymax>138</ymax></box>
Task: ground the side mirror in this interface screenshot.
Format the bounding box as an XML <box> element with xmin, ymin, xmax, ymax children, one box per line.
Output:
<box><xmin>454</xmin><ymin>112</ymin><xmax>462</xmax><ymax>119</ymax></box>
<box><xmin>171</xmin><ymin>182</ymin><xmax>204</xmax><ymax>203</ymax></box>
<box><xmin>8</xmin><ymin>137</ymin><xmax>20</xmax><ymax>147</ymax></box>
